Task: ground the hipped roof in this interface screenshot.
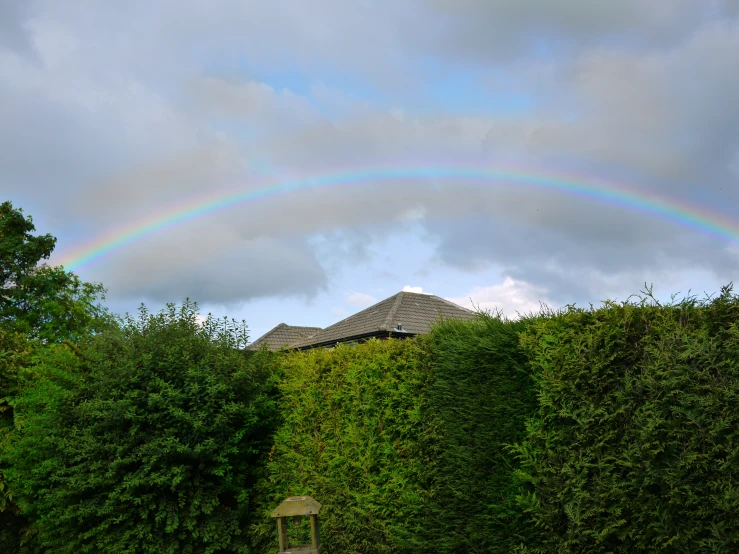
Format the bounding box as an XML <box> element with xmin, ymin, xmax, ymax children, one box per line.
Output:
<box><xmin>292</xmin><ymin>291</ymin><xmax>475</xmax><ymax>349</ymax></box>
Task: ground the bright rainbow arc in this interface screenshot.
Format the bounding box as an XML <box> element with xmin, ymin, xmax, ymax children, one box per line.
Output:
<box><xmin>57</xmin><ymin>165</ymin><xmax>739</xmax><ymax>272</ymax></box>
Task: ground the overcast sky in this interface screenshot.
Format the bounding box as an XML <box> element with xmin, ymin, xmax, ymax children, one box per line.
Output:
<box><xmin>3</xmin><ymin>0</ymin><xmax>739</xmax><ymax>341</ymax></box>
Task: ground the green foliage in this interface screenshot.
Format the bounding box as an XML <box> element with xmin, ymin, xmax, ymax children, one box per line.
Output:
<box><xmin>0</xmin><ymin>328</ymin><xmax>33</xmax><ymax>552</ymax></box>
<box><xmin>250</xmin><ymin>338</ymin><xmax>432</xmax><ymax>554</ymax></box>
<box><xmin>0</xmin><ymin>201</ymin><xmax>109</xmax><ymax>343</ymax></box>
<box><xmin>423</xmin><ymin>314</ymin><xmax>538</xmax><ymax>553</ymax></box>
<box><xmin>3</xmin><ymin>301</ymin><xmax>281</xmax><ymax>553</ymax></box>
<box><xmin>514</xmin><ymin>285</ymin><xmax>739</xmax><ymax>553</ymax></box>
<box><xmin>0</xmin><ymin>329</ymin><xmax>32</xmax><ymax>436</ymax></box>
<box><xmin>0</xmin><ymin>202</ymin><xmax>112</xmax><ymax>551</ymax></box>
<box><xmin>249</xmin><ymin>316</ymin><xmax>538</xmax><ymax>554</ymax></box>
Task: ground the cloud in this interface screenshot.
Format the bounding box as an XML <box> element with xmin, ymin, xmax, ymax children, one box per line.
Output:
<box><xmin>90</xmin><ymin>233</ymin><xmax>328</xmax><ymax>305</ymax></box>
<box><xmin>448</xmin><ymin>277</ymin><xmax>550</xmax><ymax>318</ymax></box>
<box><xmin>331</xmin><ymin>307</ymin><xmax>348</xmax><ymax>318</ymax></box>
<box><xmin>347</xmin><ymin>292</ymin><xmax>377</xmax><ymax>307</ymax></box>
<box><xmin>417</xmin><ymin>0</ymin><xmax>726</xmax><ymax>63</ymax></box>
<box><xmin>2</xmin><ymin>0</ymin><xmax>739</xmax><ymax>312</ymax></box>
<box><xmin>403</xmin><ymin>286</ymin><xmax>425</xmax><ymax>294</ymax></box>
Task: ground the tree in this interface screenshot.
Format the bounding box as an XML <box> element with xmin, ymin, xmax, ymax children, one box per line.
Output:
<box><xmin>0</xmin><ymin>201</ymin><xmax>108</xmax><ymax>342</ymax></box>
<box><xmin>0</xmin><ymin>202</ymin><xmax>113</xmax><ymax>552</ymax></box>
<box><xmin>3</xmin><ymin>301</ymin><xmax>281</xmax><ymax>553</ymax></box>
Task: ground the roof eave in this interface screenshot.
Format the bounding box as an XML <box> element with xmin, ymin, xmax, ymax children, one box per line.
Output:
<box><xmin>295</xmin><ymin>329</ymin><xmax>416</xmax><ymax>350</ymax></box>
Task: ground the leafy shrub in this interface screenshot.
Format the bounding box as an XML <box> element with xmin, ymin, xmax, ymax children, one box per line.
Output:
<box><xmin>515</xmin><ymin>286</ymin><xmax>739</xmax><ymax>553</ymax></box>
<box><xmin>3</xmin><ymin>301</ymin><xmax>281</xmax><ymax>553</ymax></box>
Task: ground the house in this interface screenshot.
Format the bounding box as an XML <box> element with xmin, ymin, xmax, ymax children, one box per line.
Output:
<box><xmin>248</xmin><ymin>290</ymin><xmax>476</xmax><ymax>351</ymax></box>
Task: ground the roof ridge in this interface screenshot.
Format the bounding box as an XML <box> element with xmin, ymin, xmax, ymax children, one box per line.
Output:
<box><xmin>381</xmin><ymin>291</ymin><xmax>406</xmax><ymax>331</ymax></box>
<box><xmin>432</xmin><ymin>295</ymin><xmax>476</xmax><ymax>313</ymax></box>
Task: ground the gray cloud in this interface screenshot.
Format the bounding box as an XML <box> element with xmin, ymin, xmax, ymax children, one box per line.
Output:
<box><xmin>416</xmin><ymin>0</ymin><xmax>716</xmax><ymax>63</ymax></box>
<box><xmin>426</xmin><ymin>213</ymin><xmax>739</xmax><ymax>303</ymax></box>
<box><xmin>0</xmin><ymin>2</ymin><xmax>30</xmax><ymax>52</ymax></box>
<box><xmin>2</xmin><ymin>1</ymin><xmax>739</xmax><ymax>309</ymax></box>
<box><xmin>92</xmin><ymin>231</ymin><xmax>327</xmax><ymax>304</ymax></box>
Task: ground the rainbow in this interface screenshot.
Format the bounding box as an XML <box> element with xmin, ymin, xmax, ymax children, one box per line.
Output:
<box><xmin>56</xmin><ymin>164</ymin><xmax>739</xmax><ymax>272</ymax></box>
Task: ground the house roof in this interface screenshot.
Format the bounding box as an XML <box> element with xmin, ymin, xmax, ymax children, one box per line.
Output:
<box><xmin>247</xmin><ymin>323</ymin><xmax>322</xmax><ymax>351</ymax></box>
<box><xmin>292</xmin><ymin>291</ymin><xmax>476</xmax><ymax>349</ymax></box>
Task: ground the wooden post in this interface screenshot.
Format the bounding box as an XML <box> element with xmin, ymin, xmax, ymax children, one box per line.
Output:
<box><xmin>277</xmin><ymin>516</ymin><xmax>289</xmax><ymax>551</ymax></box>
<box><xmin>310</xmin><ymin>514</ymin><xmax>320</xmax><ymax>549</ymax></box>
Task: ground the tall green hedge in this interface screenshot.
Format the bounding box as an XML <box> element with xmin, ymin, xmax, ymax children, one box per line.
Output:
<box><xmin>515</xmin><ymin>286</ymin><xmax>739</xmax><ymax>553</ymax></box>
<box><xmin>424</xmin><ymin>315</ymin><xmax>538</xmax><ymax>553</ymax></box>
<box><xmin>249</xmin><ymin>338</ymin><xmax>432</xmax><ymax>554</ymax></box>
<box><xmin>250</xmin><ymin>314</ymin><xmax>539</xmax><ymax>554</ymax></box>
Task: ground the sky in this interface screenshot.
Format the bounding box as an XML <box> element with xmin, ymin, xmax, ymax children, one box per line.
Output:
<box><xmin>2</xmin><ymin>0</ymin><xmax>739</xmax><ymax>341</ymax></box>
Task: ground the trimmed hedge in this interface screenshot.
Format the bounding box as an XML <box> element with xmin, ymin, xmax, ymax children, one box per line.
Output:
<box><xmin>515</xmin><ymin>286</ymin><xmax>739</xmax><ymax>553</ymax></box>
<box><xmin>253</xmin><ymin>289</ymin><xmax>739</xmax><ymax>553</ymax></box>
<box><xmin>249</xmin><ymin>338</ymin><xmax>432</xmax><ymax>554</ymax></box>
<box><xmin>250</xmin><ymin>314</ymin><xmax>539</xmax><ymax>554</ymax></box>
<box><xmin>423</xmin><ymin>315</ymin><xmax>538</xmax><ymax>553</ymax></box>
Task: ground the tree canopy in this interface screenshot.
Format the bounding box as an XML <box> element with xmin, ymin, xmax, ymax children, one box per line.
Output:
<box><xmin>0</xmin><ymin>201</ymin><xmax>108</xmax><ymax>343</ymax></box>
<box><xmin>0</xmin><ymin>201</ymin><xmax>112</xmax><ymax>551</ymax></box>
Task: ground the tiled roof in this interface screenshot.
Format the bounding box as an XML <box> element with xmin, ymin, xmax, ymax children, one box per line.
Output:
<box><xmin>247</xmin><ymin>323</ymin><xmax>322</xmax><ymax>352</ymax></box>
<box><xmin>292</xmin><ymin>291</ymin><xmax>476</xmax><ymax>349</ymax></box>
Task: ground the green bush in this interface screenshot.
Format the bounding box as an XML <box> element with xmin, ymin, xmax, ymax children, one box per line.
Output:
<box><xmin>3</xmin><ymin>301</ymin><xmax>281</xmax><ymax>553</ymax></box>
<box><xmin>515</xmin><ymin>286</ymin><xmax>739</xmax><ymax>553</ymax></box>
<box><xmin>249</xmin><ymin>338</ymin><xmax>432</xmax><ymax>554</ymax></box>
<box><xmin>0</xmin><ymin>328</ymin><xmax>33</xmax><ymax>553</ymax></box>
<box><xmin>423</xmin><ymin>314</ymin><xmax>538</xmax><ymax>553</ymax></box>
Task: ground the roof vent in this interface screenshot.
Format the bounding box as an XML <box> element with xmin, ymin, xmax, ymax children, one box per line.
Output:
<box><xmin>395</xmin><ymin>323</ymin><xmax>406</xmax><ymax>332</ymax></box>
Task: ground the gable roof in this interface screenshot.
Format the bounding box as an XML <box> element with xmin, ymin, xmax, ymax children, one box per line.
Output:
<box><xmin>292</xmin><ymin>291</ymin><xmax>476</xmax><ymax>349</ymax></box>
<box><xmin>247</xmin><ymin>323</ymin><xmax>322</xmax><ymax>352</ymax></box>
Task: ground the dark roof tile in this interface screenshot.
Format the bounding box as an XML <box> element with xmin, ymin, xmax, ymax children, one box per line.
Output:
<box><xmin>292</xmin><ymin>291</ymin><xmax>475</xmax><ymax>348</ymax></box>
<box><xmin>248</xmin><ymin>323</ymin><xmax>322</xmax><ymax>351</ymax></box>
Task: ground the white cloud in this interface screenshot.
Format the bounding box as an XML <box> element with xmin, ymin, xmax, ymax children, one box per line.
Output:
<box><xmin>331</xmin><ymin>307</ymin><xmax>348</xmax><ymax>318</ymax></box>
<box><xmin>403</xmin><ymin>285</ymin><xmax>425</xmax><ymax>294</ymax></box>
<box><xmin>448</xmin><ymin>277</ymin><xmax>550</xmax><ymax>318</ymax></box>
<box><xmin>347</xmin><ymin>291</ymin><xmax>377</xmax><ymax>307</ymax></box>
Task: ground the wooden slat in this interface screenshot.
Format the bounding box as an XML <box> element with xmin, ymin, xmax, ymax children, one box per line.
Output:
<box><xmin>310</xmin><ymin>515</ymin><xmax>319</xmax><ymax>549</ymax></box>
<box><xmin>271</xmin><ymin>496</ymin><xmax>322</xmax><ymax>518</ymax></box>
<box><xmin>277</xmin><ymin>516</ymin><xmax>288</xmax><ymax>551</ymax></box>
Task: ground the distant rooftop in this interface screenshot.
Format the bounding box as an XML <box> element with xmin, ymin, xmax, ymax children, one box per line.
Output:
<box><xmin>248</xmin><ymin>291</ymin><xmax>476</xmax><ymax>351</ymax></box>
<box><xmin>247</xmin><ymin>323</ymin><xmax>322</xmax><ymax>352</ymax></box>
